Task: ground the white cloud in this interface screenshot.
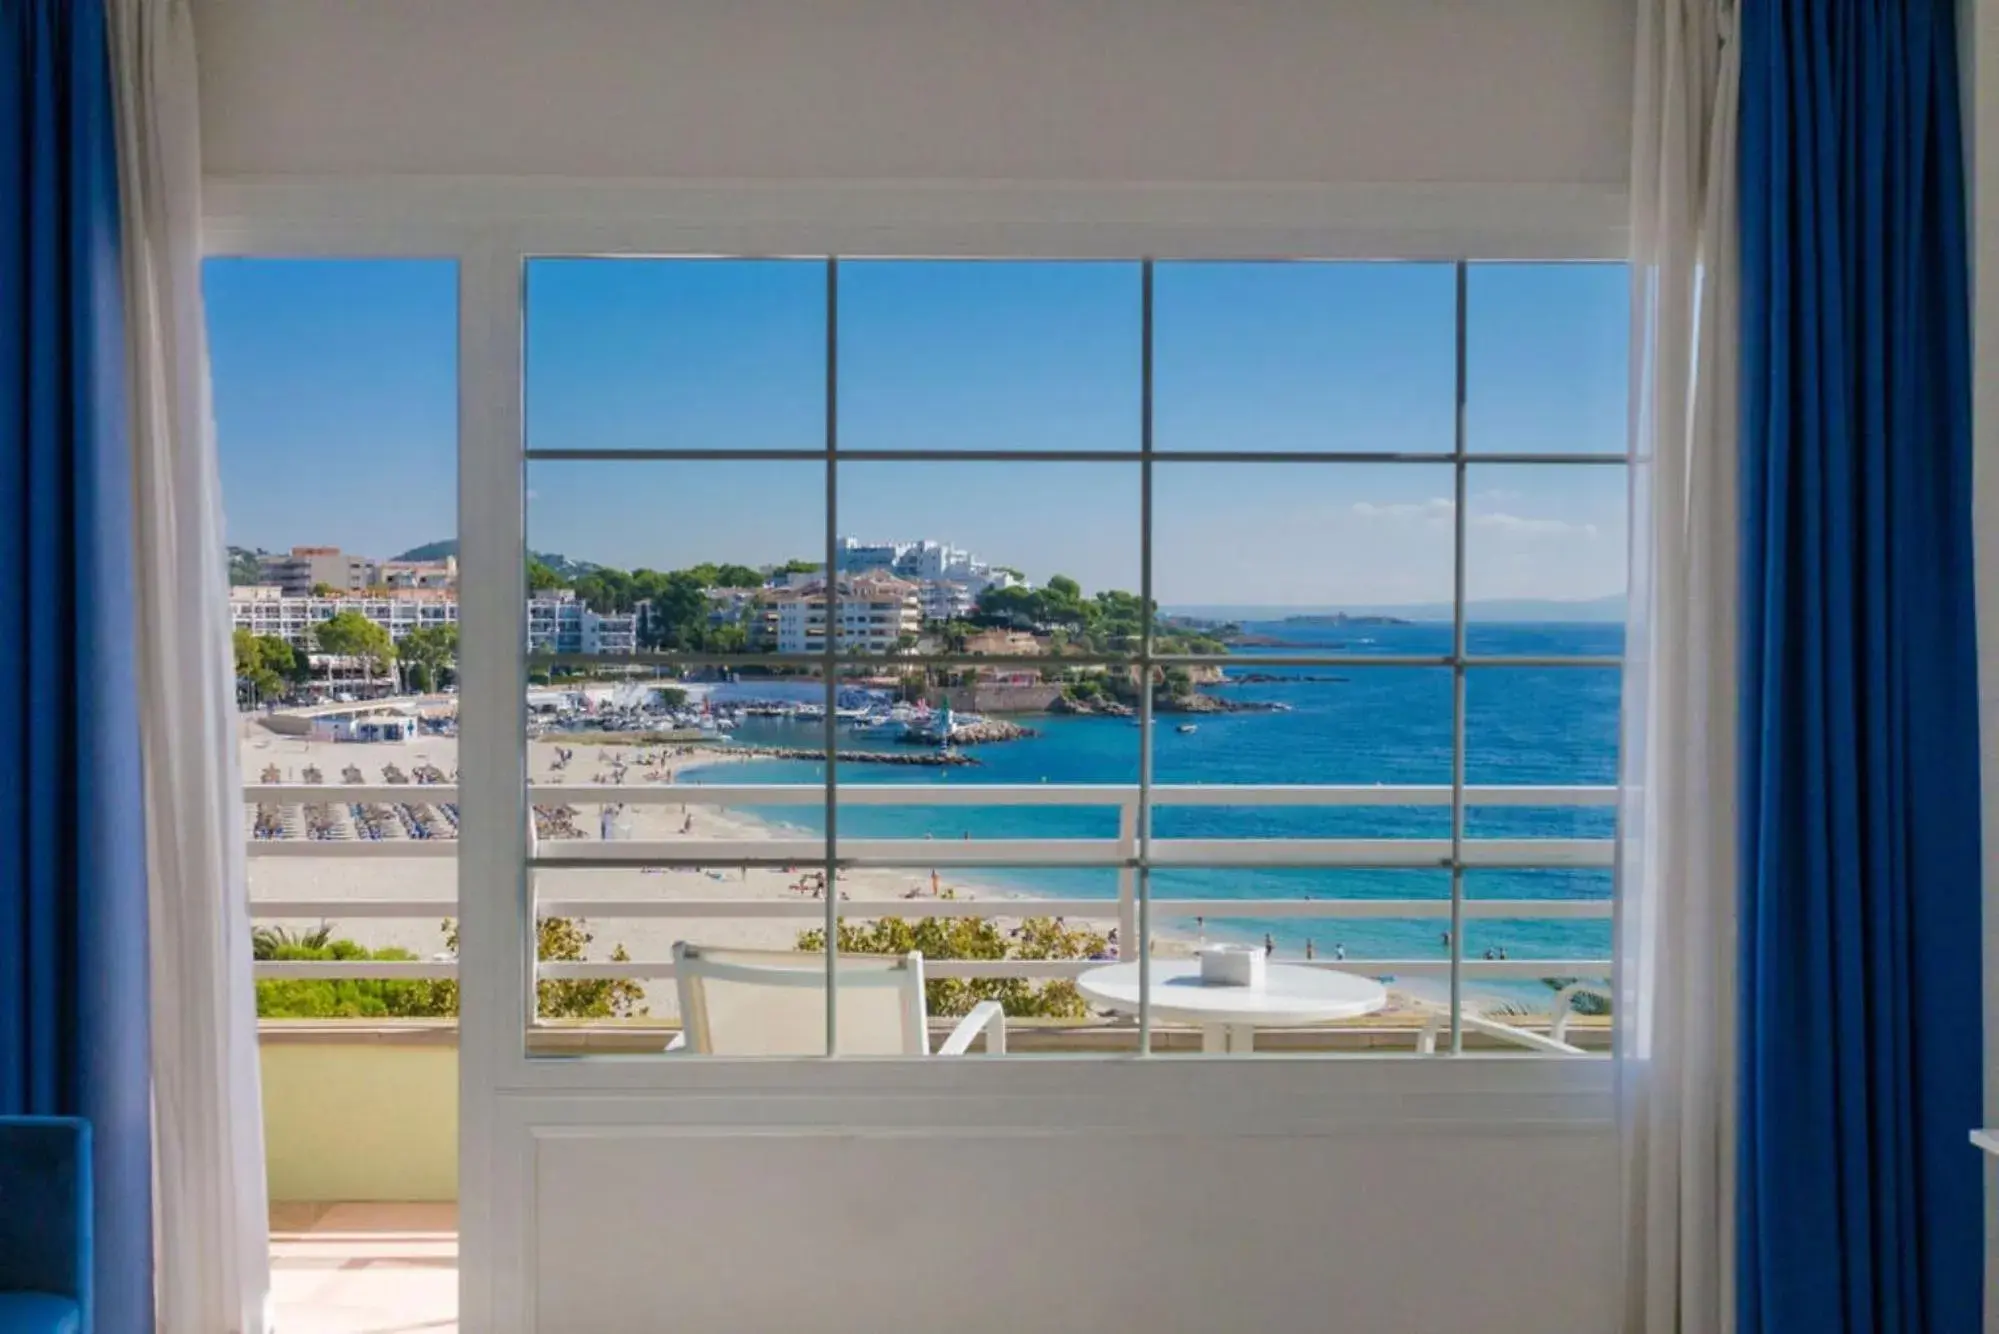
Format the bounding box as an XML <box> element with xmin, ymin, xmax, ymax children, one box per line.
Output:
<box><xmin>1349</xmin><ymin>497</ymin><xmax>1598</xmax><ymax>540</ymax></box>
<box><xmin>1349</xmin><ymin>497</ymin><xmax>1455</xmax><ymax>521</ymax></box>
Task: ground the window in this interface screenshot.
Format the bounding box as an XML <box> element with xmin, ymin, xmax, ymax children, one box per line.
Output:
<box><xmin>208</xmin><ymin>257</ymin><xmax>464</xmax><ymax>1019</ymax></box>
<box><xmin>518</xmin><ymin>258</ymin><xmax>1626</xmax><ymax>1057</ymax></box>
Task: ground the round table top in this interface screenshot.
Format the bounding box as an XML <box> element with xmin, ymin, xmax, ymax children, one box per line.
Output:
<box><xmin>1075</xmin><ymin>961</ymin><xmax>1388</xmax><ymax>1026</ymax></box>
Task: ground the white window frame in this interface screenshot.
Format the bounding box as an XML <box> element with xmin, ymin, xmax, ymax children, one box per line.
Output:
<box><xmin>204</xmin><ymin>176</ymin><xmax>1628</xmax><ymax>1332</ymax></box>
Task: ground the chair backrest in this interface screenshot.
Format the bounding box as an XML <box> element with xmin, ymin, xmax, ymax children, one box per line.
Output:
<box><xmin>672</xmin><ymin>943</ymin><xmax>931</xmax><ymax>1055</ymax></box>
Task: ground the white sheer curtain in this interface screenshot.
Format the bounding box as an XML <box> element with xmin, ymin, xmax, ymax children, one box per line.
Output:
<box><xmin>106</xmin><ymin>2</ymin><xmax>272</xmax><ymax>1330</ymax></box>
<box><xmin>1620</xmin><ymin>1</ymin><xmax>1739</xmax><ymax>1331</ymax></box>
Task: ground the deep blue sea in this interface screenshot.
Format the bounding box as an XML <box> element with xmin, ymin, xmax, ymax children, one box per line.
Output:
<box><xmin>684</xmin><ymin>621</ymin><xmax>1621</xmax><ymax>992</ymax></box>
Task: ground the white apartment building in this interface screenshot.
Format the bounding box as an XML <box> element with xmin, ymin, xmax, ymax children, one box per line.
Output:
<box><xmin>833</xmin><ymin>535</ymin><xmax>1024</xmax><ymax>593</ymax></box>
<box><xmin>767</xmin><ymin>576</ymin><xmax>921</xmax><ymax>654</ymax></box>
<box><xmin>918</xmin><ymin>580</ymin><xmax>976</xmax><ymax>623</ymax></box>
<box><xmin>231</xmin><ymin>585</ymin><xmax>638</xmax><ymax>655</ymax></box>
<box><xmin>230</xmin><ymin>585</ymin><xmax>457</xmax><ymax>642</ymax></box>
<box><xmin>526</xmin><ymin>589</ymin><xmax>639</xmax><ymax>656</ymax></box>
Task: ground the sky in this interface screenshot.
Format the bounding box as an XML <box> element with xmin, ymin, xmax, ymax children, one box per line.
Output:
<box><xmin>204</xmin><ymin>257</ymin><xmax>1630</xmax><ymax>608</ymax></box>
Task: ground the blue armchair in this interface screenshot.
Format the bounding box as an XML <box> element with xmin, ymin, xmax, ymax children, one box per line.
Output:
<box><xmin>0</xmin><ymin>1118</ymin><xmax>91</xmax><ymax>1334</ymax></box>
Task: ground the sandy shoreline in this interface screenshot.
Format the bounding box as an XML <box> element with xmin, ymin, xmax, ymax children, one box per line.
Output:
<box><xmin>241</xmin><ymin>718</ymin><xmax>1536</xmax><ymax>1019</ymax></box>
<box><xmin>245</xmin><ymin>723</ymin><xmax>1152</xmax><ymax>1017</ymax></box>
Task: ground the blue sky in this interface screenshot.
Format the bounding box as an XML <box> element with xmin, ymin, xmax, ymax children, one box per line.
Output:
<box><xmin>205</xmin><ymin>257</ymin><xmax>1629</xmax><ymax>607</ymax></box>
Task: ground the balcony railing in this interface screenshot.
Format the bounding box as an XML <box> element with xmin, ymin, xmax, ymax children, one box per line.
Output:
<box><xmin>246</xmin><ymin>782</ymin><xmax>1616</xmax><ymax>997</ymax></box>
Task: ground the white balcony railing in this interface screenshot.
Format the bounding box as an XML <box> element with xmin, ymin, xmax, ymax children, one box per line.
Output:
<box><xmin>246</xmin><ymin>782</ymin><xmax>1616</xmax><ymax>990</ymax></box>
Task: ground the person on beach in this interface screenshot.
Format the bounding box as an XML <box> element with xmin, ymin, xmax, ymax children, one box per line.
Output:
<box><xmin>1264</xmin><ymin>933</ymin><xmax>1274</xmax><ymax>956</ymax></box>
<box><xmin>1304</xmin><ymin>939</ymin><xmax>1315</xmax><ymax>960</ymax></box>
<box><xmin>1334</xmin><ymin>943</ymin><xmax>1346</xmax><ymax>961</ymax></box>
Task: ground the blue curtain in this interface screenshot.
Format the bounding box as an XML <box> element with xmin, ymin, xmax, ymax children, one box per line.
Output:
<box><xmin>0</xmin><ymin>2</ymin><xmax>154</xmax><ymax>1331</ymax></box>
<box><xmin>1739</xmin><ymin>1</ymin><xmax>1981</xmax><ymax>1331</ymax></box>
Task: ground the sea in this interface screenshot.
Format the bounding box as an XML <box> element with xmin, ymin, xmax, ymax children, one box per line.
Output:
<box><xmin>682</xmin><ymin>620</ymin><xmax>1621</xmax><ymax>999</ymax></box>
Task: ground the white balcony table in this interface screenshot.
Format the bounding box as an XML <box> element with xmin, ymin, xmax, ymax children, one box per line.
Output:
<box><xmin>1076</xmin><ymin>960</ymin><xmax>1388</xmax><ymax>1054</ymax></box>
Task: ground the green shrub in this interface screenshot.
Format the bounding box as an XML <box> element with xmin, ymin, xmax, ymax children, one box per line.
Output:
<box><xmin>254</xmin><ymin>917</ymin><xmax>648</xmax><ymax>1020</ymax></box>
<box><xmin>797</xmin><ymin>913</ymin><xmax>1109</xmax><ymax>1019</ymax></box>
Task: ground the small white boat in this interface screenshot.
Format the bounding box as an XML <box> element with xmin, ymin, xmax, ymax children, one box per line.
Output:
<box><xmin>1176</xmin><ymin>723</ymin><xmax>1198</xmax><ymax>734</ymax></box>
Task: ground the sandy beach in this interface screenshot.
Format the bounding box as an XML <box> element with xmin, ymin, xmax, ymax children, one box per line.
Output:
<box><xmin>243</xmin><ymin>720</ymin><xmax>1137</xmax><ymax>1017</ymax></box>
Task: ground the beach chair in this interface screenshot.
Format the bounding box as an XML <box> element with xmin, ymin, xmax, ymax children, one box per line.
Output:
<box><xmin>668</xmin><ymin>942</ymin><xmax>1007</xmax><ymax>1057</ymax></box>
<box><xmin>1412</xmin><ymin>1002</ymin><xmax>1591</xmax><ymax>1055</ymax></box>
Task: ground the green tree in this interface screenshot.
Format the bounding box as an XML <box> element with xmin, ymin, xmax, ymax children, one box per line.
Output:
<box><xmin>973</xmin><ymin>584</ymin><xmax>1041</xmax><ymax>630</ymax></box>
<box><xmin>778</xmin><ymin>558</ymin><xmax>820</xmax><ymax>575</ymax></box>
<box><xmin>265</xmin><ymin>635</ymin><xmax>310</xmax><ymax>685</ymax></box>
<box><xmin>311</xmin><ymin>610</ymin><xmax>396</xmax><ymax>691</ymax></box>
<box><xmin>527</xmin><ymin>558</ymin><xmax>566</xmax><ymax>592</ymax></box>
<box><xmin>796</xmin><ymin>915</ymin><xmax>1108</xmax><ymax>1018</ymax></box>
<box><xmin>635</xmin><ymin>571</ymin><xmax>709</xmax><ymax>649</ymax></box>
<box><xmin>234</xmin><ymin>628</ymin><xmax>286</xmax><ymax>702</ymax></box>
<box><xmin>702</xmin><ymin>622</ymin><xmax>750</xmax><ymax>653</ymax></box>
<box><xmin>310</xmin><ymin>581</ymin><xmax>337</xmax><ymax>597</ymax></box>
<box><xmin>400</xmin><ymin>624</ymin><xmax>460</xmax><ymax>693</ymax></box>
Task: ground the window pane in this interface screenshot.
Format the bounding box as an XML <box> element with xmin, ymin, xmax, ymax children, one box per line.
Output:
<box><xmin>1464</xmin><ymin>464</ymin><xmax>1627</xmax><ymax>644</ymax></box>
<box><xmin>1154</xmin><ymin>262</ymin><xmax>1456</xmax><ymax>454</ymax></box>
<box><xmin>525</xmin><ymin>459</ymin><xmax>825</xmax><ymax>657</ymax></box>
<box><xmin>209</xmin><ymin>258</ymin><xmax>463</xmax><ymax>1063</ymax></box>
<box><xmin>836</xmin><ymin>260</ymin><xmax>1141</xmax><ymax>453</ymax></box>
<box><xmin>1153</xmin><ymin>463</ymin><xmax>1457</xmax><ymax>616</ymax></box>
<box><xmin>834</xmin><ymin>461</ymin><xmax>1142</xmax><ymax>650</ymax></box>
<box><xmin>526</xmin><ymin>258</ymin><xmax>826</xmax><ymax>452</ymax></box>
<box><xmin>1462</xmin><ymin>869</ymin><xmax>1613</xmax><ymax>1042</ymax></box>
<box><xmin>1466</xmin><ymin>262</ymin><xmax>1628</xmax><ymax>455</ymax></box>
<box><xmin>1464</xmin><ymin>665</ymin><xmax>1621</xmax><ymax>787</ymax></box>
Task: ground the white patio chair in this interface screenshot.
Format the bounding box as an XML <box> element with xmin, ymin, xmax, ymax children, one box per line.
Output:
<box><xmin>666</xmin><ymin>942</ymin><xmax>1008</xmax><ymax>1056</ymax></box>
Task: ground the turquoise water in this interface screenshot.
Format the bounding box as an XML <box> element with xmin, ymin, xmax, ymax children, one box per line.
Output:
<box><xmin>684</xmin><ymin>621</ymin><xmax>1620</xmax><ymax>980</ymax></box>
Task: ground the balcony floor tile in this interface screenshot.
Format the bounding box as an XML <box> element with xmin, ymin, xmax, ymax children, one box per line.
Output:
<box><xmin>271</xmin><ymin>1202</ymin><xmax>457</xmax><ymax>1334</ymax></box>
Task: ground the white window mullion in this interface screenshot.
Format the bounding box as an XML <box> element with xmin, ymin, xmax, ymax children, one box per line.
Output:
<box><xmin>455</xmin><ymin>242</ymin><xmax>529</xmax><ymax>1330</ymax></box>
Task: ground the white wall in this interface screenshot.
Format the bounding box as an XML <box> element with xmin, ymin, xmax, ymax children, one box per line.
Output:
<box><xmin>194</xmin><ymin>0</ymin><xmax>1633</xmax><ymax>188</ymax></box>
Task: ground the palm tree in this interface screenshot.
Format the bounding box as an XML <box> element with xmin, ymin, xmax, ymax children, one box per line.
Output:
<box><xmin>252</xmin><ymin>923</ymin><xmax>334</xmax><ymax>960</ymax></box>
